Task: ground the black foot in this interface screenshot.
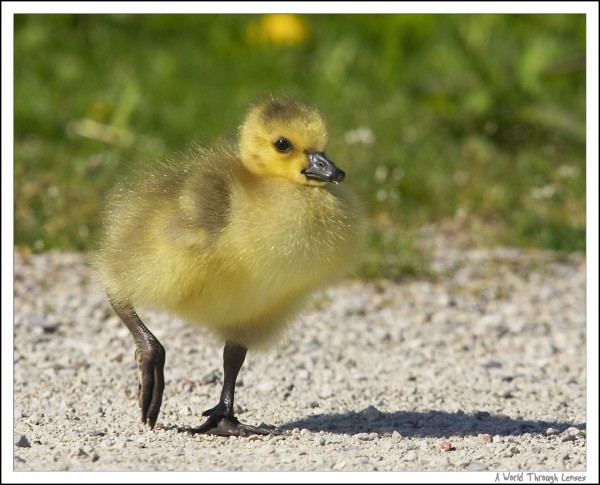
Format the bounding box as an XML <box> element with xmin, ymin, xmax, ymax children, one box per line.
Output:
<box><xmin>178</xmin><ymin>402</ymin><xmax>278</xmax><ymax>436</ymax></box>
<box><xmin>187</xmin><ymin>415</ymin><xmax>277</xmax><ymax>437</ymax></box>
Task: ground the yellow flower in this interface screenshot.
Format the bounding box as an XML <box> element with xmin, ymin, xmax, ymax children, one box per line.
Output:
<box><xmin>246</xmin><ymin>14</ymin><xmax>308</xmax><ymax>46</ymax></box>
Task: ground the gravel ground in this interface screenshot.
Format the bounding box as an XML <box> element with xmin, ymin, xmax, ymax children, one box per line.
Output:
<box><xmin>10</xmin><ymin>232</ymin><xmax>589</xmax><ymax>475</ymax></box>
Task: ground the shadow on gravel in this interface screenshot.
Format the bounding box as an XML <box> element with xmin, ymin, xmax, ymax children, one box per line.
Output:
<box><xmin>280</xmin><ymin>408</ymin><xmax>586</xmax><ymax>437</ymax></box>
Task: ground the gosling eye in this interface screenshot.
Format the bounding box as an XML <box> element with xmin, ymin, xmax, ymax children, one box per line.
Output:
<box><xmin>274</xmin><ymin>138</ymin><xmax>292</xmax><ymax>153</ymax></box>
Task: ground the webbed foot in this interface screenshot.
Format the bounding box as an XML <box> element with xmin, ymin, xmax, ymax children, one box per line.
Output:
<box><xmin>189</xmin><ymin>416</ymin><xmax>277</xmax><ymax>436</ymax></box>
<box><xmin>180</xmin><ymin>402</ymin><xmax>278</xmax><ymax>436</ymax></box>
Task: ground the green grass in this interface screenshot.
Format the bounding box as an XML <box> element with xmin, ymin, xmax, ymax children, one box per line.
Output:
<box><xmin>14</xmin><ymin>14</ymin><xmax>586</xmax><ymax>278</ymax></box>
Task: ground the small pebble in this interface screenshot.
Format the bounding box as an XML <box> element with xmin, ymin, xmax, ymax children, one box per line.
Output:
<box><xmin>297</xmin><ymin>370</ymin><xmax>309</xmax><ymax>380</ymax></box>
<box><xmin>381</xmin><ymin>441</ymin><xmax>394</xmax><ymax>452</ymax></box>
<box><xmin>405</xmin><ymin>451</ymin><xmax>418</xmax><ymax>461</ymax></box>
<box><xmin>364</xmin><ymin>405</ymin><xmax>384</xmax><ymax>421</ymax></box>
<box><xmin>14</xmin><ymin>434</ymin><xmax>31</xmax><ymax>448</ymax></box>
<box><xmin>481</xmin><ymin>433</ymin><xmax>492</xmax><ymax>443</ymax></box>
<box><xmin>440</xmin><ymin>441</ymin><xmax>455</xmax><ymax>451</ymax></box>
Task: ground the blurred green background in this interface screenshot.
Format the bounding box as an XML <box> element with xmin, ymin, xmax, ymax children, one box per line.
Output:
<box><xmin>14</xmin><ymin>14</ymin><xmax>586</xmax><ymax>278</ymax></box>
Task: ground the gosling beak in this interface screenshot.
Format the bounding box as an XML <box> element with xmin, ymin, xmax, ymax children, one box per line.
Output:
<box><xmin>302</xmin><ymin>152</ymin><xmax>346</xmax><ymax>184</ymax></box>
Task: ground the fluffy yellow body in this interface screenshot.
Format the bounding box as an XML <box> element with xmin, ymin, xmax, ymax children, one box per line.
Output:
<box><xmin>94</xmin><ymin>98</ymin><xmax>362</xmax><ymax>349</ymax></box>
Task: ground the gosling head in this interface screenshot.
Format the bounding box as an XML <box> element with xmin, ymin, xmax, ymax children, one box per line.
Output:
<box><xmin>239</xmin><ymin>97</ymin><xmax>345</xmax><ymax>187</ymax></box>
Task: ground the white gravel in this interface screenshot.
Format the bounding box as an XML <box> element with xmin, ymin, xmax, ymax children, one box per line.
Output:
<box><xmin>8</xmin><ymin>233</ymin><xmax>590</xmax><ymax>477</ymax></box>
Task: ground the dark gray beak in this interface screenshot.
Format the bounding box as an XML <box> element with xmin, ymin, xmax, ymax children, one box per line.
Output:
<box><xmin>302</xmin><ymin>152</ymin><xmax>346</xmax><ymax>184</ymax></box>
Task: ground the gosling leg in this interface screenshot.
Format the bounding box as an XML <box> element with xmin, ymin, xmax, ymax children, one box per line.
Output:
<box><xmin>188</xmin><ymin>341</ymin><xmax>277</xmax><ymax>436</ymax></box>
<box><xmin>110</xmin><ymin>299</ymin><xmax>165</xmax><ymax>429</ymax></box>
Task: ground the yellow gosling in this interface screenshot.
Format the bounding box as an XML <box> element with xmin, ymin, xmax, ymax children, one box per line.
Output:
<box><xmin>93</xmin><ymin>96</ymin><xmax>364</xmax><ymax>436</ymax></box>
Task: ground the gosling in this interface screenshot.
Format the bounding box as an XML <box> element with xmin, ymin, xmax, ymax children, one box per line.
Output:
<box><xmin>93</xmin><ymin>96</ymin><xmax>362</xmax><ymax>436</ymax></box>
